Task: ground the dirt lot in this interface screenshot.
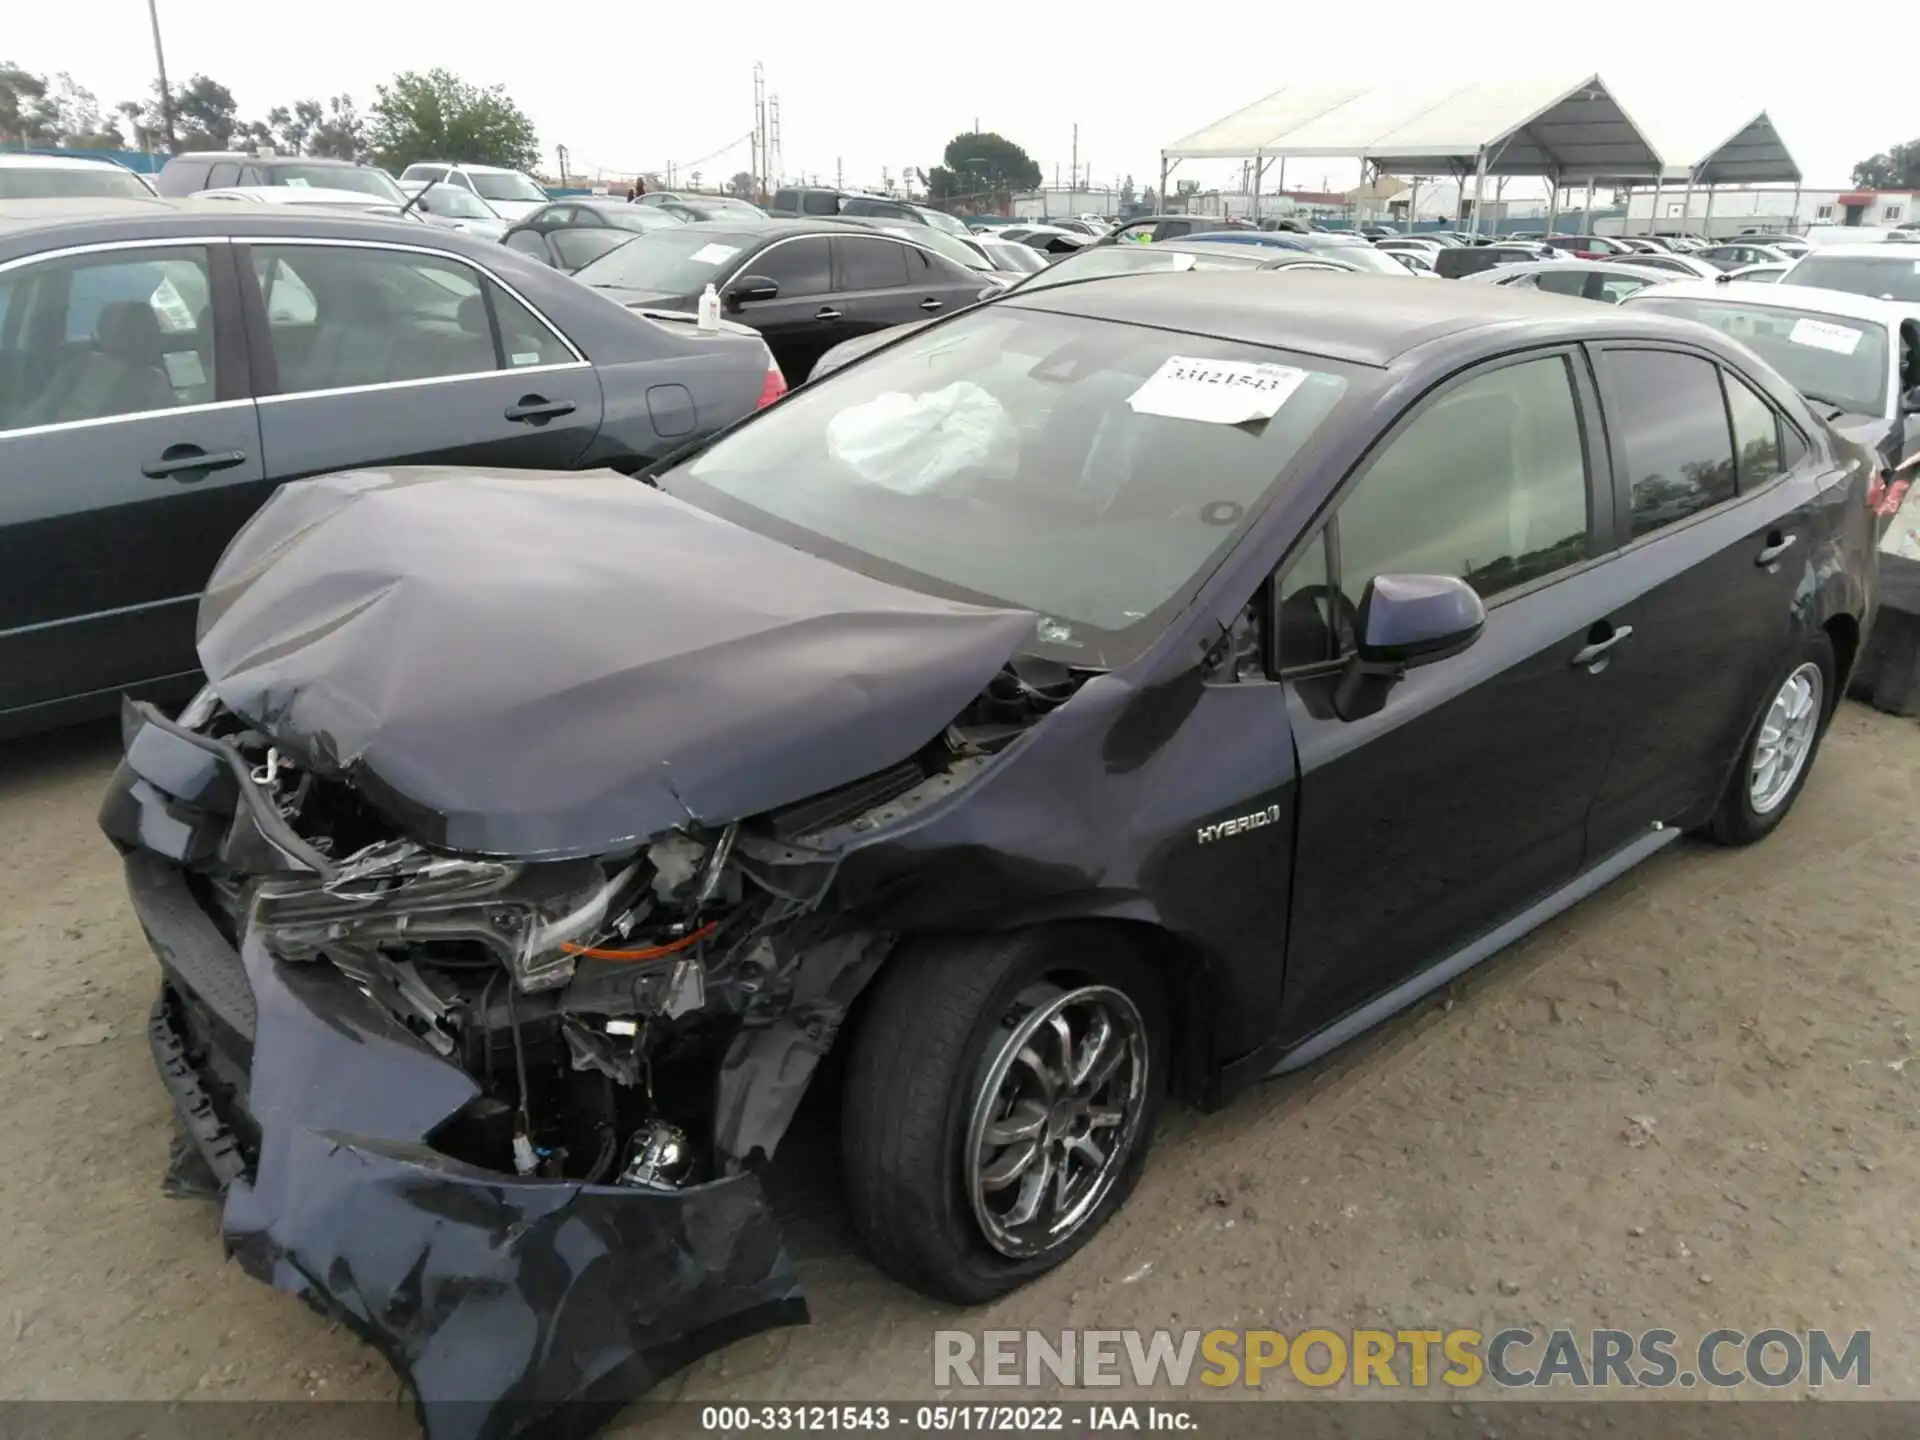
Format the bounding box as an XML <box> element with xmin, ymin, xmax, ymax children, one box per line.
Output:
<box><xmin>1</xmin><ymin>705</ymin><xmax>1916</xmax><ymax>1427</ymax></box>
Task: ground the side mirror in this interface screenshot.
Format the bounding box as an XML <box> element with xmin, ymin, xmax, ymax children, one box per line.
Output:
<box><xmin>1355</xmin><ymin>573</ymin><xmax>1486</xmax><ymax>667</ymax></box>
<box><xmin>727</xmin><ymin>275</ymin><xmax>779</xmax><ymax>308</ymax></box>
<box><xmin>1332</xmin><ymin>574</ymin><xmax>1484</xmax><ymax>721</ymax></box>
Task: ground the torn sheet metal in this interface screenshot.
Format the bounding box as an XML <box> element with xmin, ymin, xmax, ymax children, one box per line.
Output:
<box><xmin>146</xmin><ymin>890</ymin><xmax>805</xmax><ymax>1440</ymax></box>
<box><xmin>195</xmin><ymin>466</ymin><xmax>1036</xmax><ymax>859</ymax></box>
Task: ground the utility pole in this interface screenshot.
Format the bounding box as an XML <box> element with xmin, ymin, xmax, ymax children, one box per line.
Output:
<box><xmin>836</xmin><ymin>156</ymin><xmax>843</xmax><ymax>190</ymax></box>
<box><xmin>767</xmin><ymin>94</ymin><xmax>782</xmax><ymax>189</ymax></box>
<box><xmin>555</xmin><ymin>144</ymin><xmax>569</xmax><ymax>185</ymax></box>
<box><xmin>146</xmin><ymin>0</ymin><xmax>176</xmax><ymax>152</ymax></box>
<box><xmin>1070</xmin><ymin>123</ymin><xmax>1078</xmax><ymax>204</ymax></box>
<box><xmin>752</xmin><ymin>62</ymin><xmax>767</xmax><ymax>197</ymax></box>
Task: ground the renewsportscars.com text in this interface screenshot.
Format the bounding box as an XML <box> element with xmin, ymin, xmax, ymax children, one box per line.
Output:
<box><xmin>935</xmin><ymin>1327</ymin><xmax>1870</xmax><ymax>1391</ymax></box>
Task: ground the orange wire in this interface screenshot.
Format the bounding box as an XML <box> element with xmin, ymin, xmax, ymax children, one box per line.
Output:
<box><xmin>560</xmin><ymin>921</ymin><xmax>719</xmax><ymax>963</ymax></box>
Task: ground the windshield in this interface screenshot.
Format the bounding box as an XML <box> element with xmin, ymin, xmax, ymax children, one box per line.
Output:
<box><xmin>1303</xmin><ymin>239</ymin><xmax>1405</xmax><ymax>275</ymax></box>
<box><xmin>1782</xmin><ymin>253</ymin><xmax>1920</xmax><ymax>303</ymax></box>
<box><xmin>982</xmin><ymin>241</ymin><xmax>1048</xmax><ymax>274</ymax></box>
<box><xmin>918</xmin><ymin>207</ymin><xmax>973</xmax><ymax>238</ymax></box>
<box><xmin>661</xmin><ymin>306</ymin><xmax>1353</xmax><ymax>666</ymax></box>
<box><xmin>873</xmin><ymin>224</ymin><xmax>991</xmax><ymax>271</ymax></box>
<box><xmin>1625</xmin><ymin>295</ymin><xmax>1892</xmax><ymax>417</ymax></box>
<box><xmin>0</xmin><ymin>164</ymin><xmax>151</xmax><ymax>199</ymax></box>
<box><xmin>419</xmin><ymin>185</ymin><xmax>495</xmax><ymax>219</ymax></box>
<box><xmin>272</xmin><ymin>165</ymin><xmax>404</xmax><ymax>203</ymax></box>
<box><xmin>573</xmin><ymin>228</ymin><xmax>760</xmax><ymax>294</ymax></box>
<box><xmin>470</xmin><ymin>171</ymin><xmax>548</xmax><ymax>203</ymax></box>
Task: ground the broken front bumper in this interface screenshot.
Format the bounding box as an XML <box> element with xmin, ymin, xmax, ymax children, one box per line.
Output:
<box><xmin>108</xmin><ymin>713</ymin><xmax>808</xmax><ymax>1440</ymax></box>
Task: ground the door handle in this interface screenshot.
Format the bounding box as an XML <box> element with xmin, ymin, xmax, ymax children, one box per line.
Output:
<box><xmin>142</xmin><ymin>446</ymin><xmax>247</xmax><ymax>481</ymax></box>
<box><xmin>1571</xmin><ymin>624</ymin><xmax>1634</xmax><ymax>669</ymax></box>
<box><xmin>1755</xmin><ymin>531</ymin><xmax>1798</xmax><ymax>567</ymax></box>
<box><xmin>920</xmin><ymin>298</ymin><xmax>944</xmax><ymax>311</ymax></box>
<box><xmin>814</xmin><ymin>307</ymin><xmax>843</xmax><ymax>320</ymax></box>
<box><xmin>504</xmin><ymin>396</ymin><xmax>576</xmax><ymax>424</ymax></box>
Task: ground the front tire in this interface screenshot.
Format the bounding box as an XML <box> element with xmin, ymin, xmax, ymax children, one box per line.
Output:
<box><xmin>840</xmin><ymin>929</ymin><xmax>1165</xmax><ymax>1305</ymax></box>
<box><xmin>1705</xmin><ymin>632</ymin><xmax>1835</xmax><ymax>847</ymax></box>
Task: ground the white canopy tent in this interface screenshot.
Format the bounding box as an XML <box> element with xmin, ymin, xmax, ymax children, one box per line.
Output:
<box><xmin>1621</xmin><ymin>111</ymin><xmax>1802</xmax><ymax>236</ymax></box>
<box><xmin>1161</xmin><ymin>73</ymin><xmax>1664</xmax><ymax>232</ymax></box>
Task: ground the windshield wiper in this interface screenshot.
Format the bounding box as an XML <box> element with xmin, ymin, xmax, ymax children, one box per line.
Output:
<box><xmin>1799</xmin><ymin>392</ymin><xmax>1852</xmax><ymax>419</ymax></box>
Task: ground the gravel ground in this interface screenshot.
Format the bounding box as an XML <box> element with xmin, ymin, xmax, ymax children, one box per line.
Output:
<box><xmin>1</xmin><ymin>704</ymin><xmax>1915</xmax><ymax>1430</ymax></box>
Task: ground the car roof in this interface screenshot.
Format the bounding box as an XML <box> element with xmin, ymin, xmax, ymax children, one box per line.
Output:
<box><xmin>0</xmin><ymin>196</ymin><xmax>511</xmax><ymax>259</ymax></box>
<box><xmin>1002</xmin><ymin>270</ymin><xmax>1703</xmax><ymax>367</ymax></box>
<box><xmin>171</xmin><ymin>151</ymin><xmax>361</xmax><ymax>165</ymax></box>
<box><xmin>197</xmin><ymin>185</ymin><xmax>395</xmax><ymax>205</ymax></box>
<box><xmin>1633</xmin><ymin>278</ymin><xmax>1920</xmax><ymax>322</ymax></box>
<box><xmin>0</xmin><ymin>153</ymin><xmax>135</xmax><ymax>170</ymax></box>
<box><xmin>1480</xmin><ymin>259</ymin><xmax>1668</xmax><ymax>278</ymax></box>
<box><xmin>404</xmin><ymin>160</ymin><xmax>520</xmax><ymax>173</ymax></box>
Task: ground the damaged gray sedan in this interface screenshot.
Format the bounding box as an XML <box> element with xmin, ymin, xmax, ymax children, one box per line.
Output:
<box><xmin>101</xmin><ymin>274</ymin><xmax>1874</xmax><ymax>1438</ymax></box>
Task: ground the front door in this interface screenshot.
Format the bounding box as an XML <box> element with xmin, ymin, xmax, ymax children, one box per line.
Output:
<box><xmin>1582</xmin><ymin>345</ymin><xmax>1831</xmax><ymax>853</ymax></box>
<box><xmin>239</xmin><ymin>240</ymin><xmax>603</xmax><ymax>481</ymax></box>
<box><xmin>727</xmin><ymin>235</ymin><xmax>838</xmax><ymax>383</ymax></box>
<box><xmin>0</xmin><ymin>240</ymin><xmax>265</xmax><ymax>721</ymax></box>
<box><xmin>831</xmin><ymin>236</ymin><xmax>984</xmax><ymax>341</ymax></box>
<box><xmin>1278</xmin><ymin>348</ymin><xmax>1624</xmax><ymax>1032</ymax></box>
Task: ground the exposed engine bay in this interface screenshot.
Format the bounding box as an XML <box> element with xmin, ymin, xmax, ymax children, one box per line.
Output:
<box><xmin>174</xmin><ymin>649</ymin><xmax>1085</xmax><ymax>1192</ymax></box>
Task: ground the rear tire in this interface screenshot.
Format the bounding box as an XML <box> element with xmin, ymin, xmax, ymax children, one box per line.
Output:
<box><xmin>1705</xmin><ymin>633</ymin><xmax>1835</xmax><ymax>847</ymax></box>
<box><xmin>840</xmin><ymin>928</ymin><xmax>1166</xmax><ymax>1305</ymax></box>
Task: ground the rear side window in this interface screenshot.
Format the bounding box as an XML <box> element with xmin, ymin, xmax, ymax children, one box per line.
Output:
<box><xmin>804</xmin><ymin>191</ymin><xmax>842</xmax><ymax>215</ymax></box>
<box><xmin>837</xmin><ymin>236</ymin><xmax>911</xmax><ymax>290</ymax></box>
<box><xmin>1333</xmin><ymin>353</ymin><xmax>1591</xmax><ymax>615</ymax></box>
<box><xmin>206</xmin><ymin>161</ymin><xmax>241</xmax><ymax>188</ymax></box>
<box><xmin>1723</xmin><ymin>373</ymin><xmax>1784</xmax><ymax>489</ymax></box>
<box><xmin>1604</xmin><ymin>349</ymin><xmax>1737</xmax><ymax>538</ymax></box>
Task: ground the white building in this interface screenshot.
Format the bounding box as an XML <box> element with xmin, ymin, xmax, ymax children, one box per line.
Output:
<box><xmin>1611</xmin><ymin>186</ymin><xmax>1917</xmax><ymax>237</ymax></box>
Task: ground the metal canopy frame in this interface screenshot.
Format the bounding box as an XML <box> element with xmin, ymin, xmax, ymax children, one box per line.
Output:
<box><xmin>1159</xmin><ymin>73</ymin><xmax>1663</xmax><ymax>234</ymax></box>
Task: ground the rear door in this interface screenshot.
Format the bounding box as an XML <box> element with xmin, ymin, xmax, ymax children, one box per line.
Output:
<box><xmin>832</xmin><ymin>236</ymin><xmax>981</xmax><ymax>342</ymax></box>
<box><xmin>1279</xmin><ymin>348</ymin><xmax>1624</xmax><ymax>1028</ymax></box>
<box><xmin>240</xmin><ymin>239</ymin><xmax>604</xmax><ymax>479</ymax></box>
<box><xmin>0</xmin><ymin>239</ymin><xmax>262</xmax><ymax>719</ymax></box>
<box><xmin>1581</xmin><ymin>345</ymin><xmax>1829</xmax><ymax>854</ymax></box>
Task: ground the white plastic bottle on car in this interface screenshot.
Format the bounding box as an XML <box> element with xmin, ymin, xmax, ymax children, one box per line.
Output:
<box><xmin>697</xmin><ymin>283</ymin><xmax>721</xmax><ymax>331</ymax></box>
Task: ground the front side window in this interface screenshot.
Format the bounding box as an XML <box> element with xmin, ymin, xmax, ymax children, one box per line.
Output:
<box><xmin>1594</xmin><ymin>274</ymin><xmax>1651</xmax><ymax>304</ymax></box>
<box><xmin>1603</xmin><ymin>350</ymin><xmax>1737</xmax><ymax>538</ymax></box>
<box><xmin>663</xmin><ymin>306</ymin><xmax>1355</xmax><ymax>666</ymax></box>
<box><xmin>0</xmin><ymin>247</ymin><xmax>217</xmax><ymax>433</ymax></box>
<box><xmin>803</xmin><ymin>191</ymin><xmax>842</xmax><ymax>216</ymax></box>
<box><xmin>1533</xmin><ymin>269</ymin><xmax>1587</xmax><ymax>296</ymax></box>
<box><xmin>1332</xmin><ymin>354</ymin><xmax>1591</xmax><ymax>615</ymax></box>
<box><xmin>1724</xmin><ymin>373</ymin><xmax>1784</xmax><ymax>489</ymax></box>
<box><xmin>249</xmin><ymin>245</ymin><xmax>501</xmax><ymax>394</ymax></box>
<box><xmin>750</xmin><ymin>238</ymin><xmax>833</xmax><ymax>297</ymax></box>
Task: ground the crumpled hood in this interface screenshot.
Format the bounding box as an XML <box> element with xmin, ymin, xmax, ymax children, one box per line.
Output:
<box><xmin>196</xmin><ymin>467</ymin><xmax>1037</xmax><ymax>858</ymax></box>
<box><xmin>1827</xmin><ymin>409</ymin><xmax>1901</xmax><ymax>461</ymax></box>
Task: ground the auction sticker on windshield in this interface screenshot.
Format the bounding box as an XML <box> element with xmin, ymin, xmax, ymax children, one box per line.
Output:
<box><xmin>1128</xmin><ymin>356</ymin><xmax>1309</xmax><ymax>425</ymax></box>
<box><xmin>690</xmin><ymin>243</ymin><xmax>741</xmax><ymax>265</ymax></box>
<box><xmin>1788</xmin><ymin>317</ymin><xmax>1863</xmax><ymax>355</ymax></box>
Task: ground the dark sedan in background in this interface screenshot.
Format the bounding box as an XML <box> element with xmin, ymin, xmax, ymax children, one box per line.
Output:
<box><xmin>502</xmin><ymin>195</ymin><xmax>688</xmax><ymax>272</ymax></box>
<box><xmin>572</xmin><ymin>218</ymin><xmax>989</xmax><ymax>382</ymax></box>
<box><xmin>0</xmin><ymin>198</ymin><xmax>783</xmax><ymax>737</ymax></box>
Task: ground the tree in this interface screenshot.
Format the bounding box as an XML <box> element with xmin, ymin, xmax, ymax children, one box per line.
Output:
<box><xmin>1142</xmin><ymin>185</ymin><xmax>1158</xmax><ymax>212</ymax></box>
<box><xmin>173</xmin><ymin>74</ymin><xmax>239</xmax><ymax>149</ymax></box>
<box><xmin>725</xmin><ymin>170</ymin><xmax>756</xmax><ymax>198</ymax></box>
<box><xmin>1852</xmin><ymin>140</ymin><xmax>1920</xmax><ymax>191</ymax></box>
<box><xmin>307</xmin><ymin>95</ymin><xmax>363</xmax><ymax>160</ymax></box>
<box><xmin>366</xmin><ymin>69</ymin><xmax>537</xmax><ymax>171</ymax></box>
<box><xmin>116</xmin><ymin>99</ymin><xmax>155</xmax><ymax>152</ymax></box>
<box><xmin>0</xmin><ymin>62</ymin><xmax>51</xmax><ymax>143</ymax></box>
<box><xmin>928</xmin><ymin>130</ymin><xmax>1041</xmax><ymax>208</ymax></box>
<box><xmin>1120</xmin><ymin>174</ymin><xmax>1136</xmax><ymax>209</ymax></box>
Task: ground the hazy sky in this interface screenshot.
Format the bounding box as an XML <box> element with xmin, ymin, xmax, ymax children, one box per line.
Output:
<box><xmin>10</xmin><ymin>2</ymin><xmax>1910</xmax><ymax>194</ymax></box>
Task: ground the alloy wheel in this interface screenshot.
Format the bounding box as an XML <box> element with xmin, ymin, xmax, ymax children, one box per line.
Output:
<box><xmin>964</xmin><ymin>983</ymin><xmax>1149</xmax><ymax>1259</ymax></box>
<box><xmin>1749</xmin><ymin>661</ymin><xmax>1824</xmax><ymax>815</ymax></box>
